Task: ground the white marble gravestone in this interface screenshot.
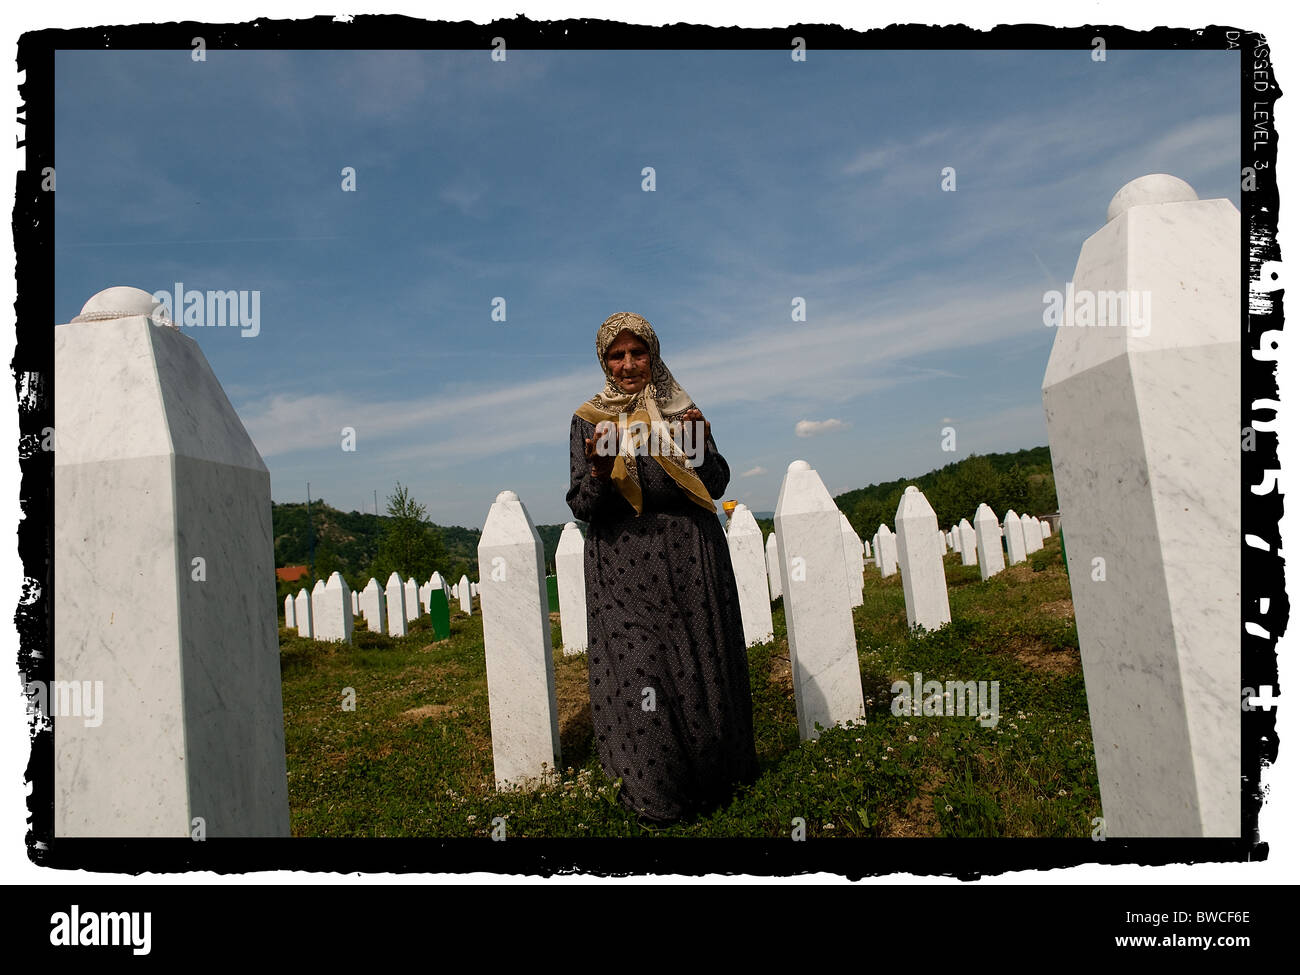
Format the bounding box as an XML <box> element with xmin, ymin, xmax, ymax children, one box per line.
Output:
<box><xmin>1041</xmin><ymin>520</ymin><xmax>1051</xmax><ymax>539</ymax></box>
<box><xmin>316</xmin><ymin>572</ymin><xmax>354</xmax><ymax>644</ymax></box>
<box><xmin>875</xmin><ymin>525</ymin><xmax>898</xmax><ymax>578</ymax></box>
<box><xmin>310</xmin><ymin>578</ymin><xmax>327</xmax><ymax>636</ymax></box>
<box><xmin>727</xmin><ymin>504</ymin><xmax>775</xmax><ymax>645</ymax></box>
<box><xmin>284</xmin><ymin>593</ymin><xmax>296</xmax><ymax>630</ymax></box>
<box><xmin>1002</xmin><ymin>510</ymin><xmax>1027</xmax><ymax>565</ymax></box>
<box><xmin>973</xmin><ymin>504</ymin><xmax>1005</xmax><ymax>581</ymax></box>
<box><xmin>1042</xmin><ymin>173</ymin><xmax>1240</xmax><ymax>837</ymax></box>
<box><xmin>838</xmin><ymin>513</ymin><xmax>865</xmax><ymax>608</ymax></box>
<box><xmin>765</xmin><ymin>532</ymin><xmax>782</xmax><ymax>599</ymax></box>
<box><xmin>403</xmin><ymin>577</ymin><xmax>421</xmax><ymax>621</ymax></box>
<box><xmin>477</xmin><ymin>490</ymin><xmax>562</xmax><ymax>789</ymax></box>
<box><xmin>384</xmin><ymin>571</ymin><xmax>407</xmax><ymax>637</ymax></box>
<box><xmin>459</xmin><ymin>574</ymin><xmax>472</xmax><ymax>614</ymax></box>
<box><xmin>351</xmin><ymin>590</ymin><xmax>359</xmax><ymax>617</ymax></box>
<box><xmin>1020</xmin><ymin>513</ymin><xmax>1041</xmax><ymax>554</ymax></box>
<box><xmin>555</xmin><ymin>522</ymin><xmax>588</xmax><ymax>655</ymax></box>
<box><xmin>360</xmin><ymin>577</ymin><xmax>387</xmax><ymax>634</ymax></box>
<box><xmin>54</xmin><ymin>286</ymin><xmax>288</xmax><ymax>837</ymax></box>
<box><xmin>894</xmin><ymin>487</ymin><xmax>951</xmax><ymax>631</ymax></box>
<box><xmin>294</xmin><ymin>587</ymin><xmax>313</xmax><ymax>638</ymax></box>
<box><xmin>958</xmin><ymin>518</ymin><xmax>979</xmax><ymax>567</ymax></box>
<box><xmin>773</xmin><ymin>460</ymin><xmax>865</xmax><ymax>739</ymax></box>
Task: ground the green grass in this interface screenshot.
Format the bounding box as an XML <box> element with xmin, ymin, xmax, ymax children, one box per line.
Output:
<box><xmin>279</xmin><ymin>535</ymin><xmax>1100</xmax><ymax>837</ymax></box>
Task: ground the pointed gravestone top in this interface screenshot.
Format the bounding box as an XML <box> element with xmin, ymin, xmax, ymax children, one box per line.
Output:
<box><xmin>1105</xmin><ymin>174</ymin><xmax>1198</xmax><ymax>223</ymax></box>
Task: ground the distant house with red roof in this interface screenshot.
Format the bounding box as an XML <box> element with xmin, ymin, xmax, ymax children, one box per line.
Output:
<box><xmin>276</xmin><ymin>565</ymin><xmax>310</xmax><ymax>583</ymax></box>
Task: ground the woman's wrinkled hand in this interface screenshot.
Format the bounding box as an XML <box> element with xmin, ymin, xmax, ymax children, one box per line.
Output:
<box><xmin>682</xmin><ymin>408</ymin><xmax>711</xmax><ymax>441</ymax></box>
<box><xmin>585</xmin><ymin>421</ymin><xmax>618</xmax><ymax>478</ymax></box>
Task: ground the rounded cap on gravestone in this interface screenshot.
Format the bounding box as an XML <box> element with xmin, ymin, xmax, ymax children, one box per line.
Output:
<box><xmin>563</xmin><ymin>521</ymin><xmax>576</xmax><ymax>530</ymax></box>
<box><xmin>495</xmin><ymin>489</ymin><xmax>518</xmax><ymax>504</ymax></box>
<box><xmin>1105</xmin><ymin>174</ymin><xmax>1198</xmax><ymax>223</ymax></box>
<box><xmin>787</xmin><ymin>460</ymin><xmax>811</xmax><ymax>473</ymax></box>
<box><xmin>734</xmin><ymin>503</ymin><xmax>749</xmax><ymax>512</ymax></box>
<box><xmin>71</xmin><ymin>286</ymin><xmax>172</xmax><ymax>325</ymax></box>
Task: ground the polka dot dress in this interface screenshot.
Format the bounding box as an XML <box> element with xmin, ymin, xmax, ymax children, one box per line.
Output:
<box><xmin>566</xmin><ymin>414</ymin><xmax>759</xmax><ymax>823</ymax></box>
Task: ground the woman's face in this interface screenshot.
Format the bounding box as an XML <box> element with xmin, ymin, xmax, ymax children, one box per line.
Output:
<box><xmin>605</xmin><ymin>330</ymin><xmax>651</xmax><ymax>395</ymax></box>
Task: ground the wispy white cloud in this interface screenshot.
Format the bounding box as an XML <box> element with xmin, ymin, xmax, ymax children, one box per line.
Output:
<box><xmin>796</xmin><ymin>418</ymin><xmax>847</xmax><ymax>438</ymax></box>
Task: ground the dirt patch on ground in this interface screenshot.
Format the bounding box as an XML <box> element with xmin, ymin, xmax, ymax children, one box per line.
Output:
<box><xmin>400</xmin><ymin>703</ymin><xmax>454</xmax><ymax>721</ymax></box>
<box><xmin>881</xmin><ymin>765</ymin><xmax>944</xmax><ymax>837</ymax></box>
<box><xmin>1035</xmin><ymin>599</ymin><xmax>1075</xmax><ymax>620</ymax></box>
<box><xmin>553</xmin><ymin>655</ymin><xmax>593</xmax><ymax>752</ymax></box>
<box><xmin>549</xmin><ymin>612</ymin><xmax>562</xmax><ymax>625</ymax></box>
<box><xmin>1007</xmin><ymin>636</ymin><xmax>1080</xmax><ymax>676</ymax></box>
<box><xmin>769</xmin><ymin>641</ymin><xmax>794</xmax><ymax>697</ymax></box>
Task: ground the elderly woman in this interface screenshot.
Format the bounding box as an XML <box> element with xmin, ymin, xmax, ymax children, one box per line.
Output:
<box><xmin>566</xmin><ymin>311</ymin><xmax>758</xmax><ymax>824</ymax></box>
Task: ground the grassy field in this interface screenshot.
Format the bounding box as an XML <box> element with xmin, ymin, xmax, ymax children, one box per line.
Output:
<box><xmin>279</xmin><ymin>534</ymin><xmax>1100</xmax><ymax>837</ymax></box>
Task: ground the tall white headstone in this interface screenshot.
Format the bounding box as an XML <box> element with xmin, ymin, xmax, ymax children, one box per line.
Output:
<box><xmin>894</xmin><ymin>486</ymin><xmax>951</xmax><ymax>631</ymax></box>
<box><xmin>403</xmin><ymin>577</ymin><xmax>421</xmax><ymax>621</ymax></box>
<box><xmin>385</xmin><ymin>571</ymin><xmax>407</xmax><ymax>637</ymax></box>
<box><xmin>1042</xmin><ymin>173</ymin><xmax>1239</xmax><ymax>837</ymax></box>
<box><xmin>765</xmin><ymin>532</ymin><xmax>782</xmax><ymax>599</ymax></box>
<box><xmin>727</xmin><ymin>504</ymin><xmax>774</xmax><ymax>645</ymax></box>
<box><xmin>555</xmin><ymin>521</ymin><xmax>588</xmax><ymax>655</ymax></box>
<box><xmin>1020</xmin><ymin>513</ymin><xmax>1041</xmax><ymax>554</ymax></box>
<box><xmin>310</xmin><ymin>578</ymin><xmax>326</xmax><ymax>637</ymax></box>
<box><xmin>351</xmin><ymin>590</ymin><xmax>359</xmax><ymax>617</ymax></box>
<box><xmin>316</xmin><ymin>572</ymin><xmax>354</xmax><ymax>644</ymax></box>
<box><xmin>875</xmin><ymin>525</ymin><xmax>898</xmax><ymax>578</ymax></box>
<box><xmin>1003</xmin><ymin>510</ymin><xmax>1027</xmax><ymax>565</ymax></box>
<box><xmin>54</xmin><ymin>286</ymin><xmax>288</xmax><ymax>837</ymax></box>
<box><xmin>477</xmin><ymin>490</ymin><xmax>561</xmax><ymax>789</ymax></box>
<box><xmin>1041</xmin><ymin>519</ymin><xmax>1052</xmax><ymax>539</ymax></box>
<box><xmin>360</xmin><ymin>577</ymin><xmax>387</xmax><ymax>634</ymax></box>
<box><xmin>773</xmin><ymin>461</ymin><xmax>865</xmax><ymax>740</ymax></box>
<box><xmin>294</xmin><ymin>587</ymin><xmax>313</xmax><ymax>639</ymax></box>
<box><xmin>838</xmin><ymin>513</ymin><xmax>865</xmax><ymax>608</ymax></box>
<box><xmin>973</xmin><ymin>504</ymin><xmax>1005</xmax><ymax>581</ymax></box>
<box><xmin>958</xmin><ymin>518</ymin><xmax>978</xmax><ymax>567</ymax></box>
<box><xmin>459</xmin><ymin>574</ymin><xmax>472</xmax><ymax>614</ymax></box>
<box><xmin>284</xmin><ymin>593</ymin><xmax>296</xmax><ymax>630</ymax></box>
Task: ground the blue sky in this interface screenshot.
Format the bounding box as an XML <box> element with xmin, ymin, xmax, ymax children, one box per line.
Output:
<box><xmin>55</xmin><ymin>48</ymin><xmax>1239</xmax><ymax>528</ymax></box>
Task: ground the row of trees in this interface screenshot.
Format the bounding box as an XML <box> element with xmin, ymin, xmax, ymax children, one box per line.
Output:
<box><xmin>837</xmin><ymin>448</ymin><xmax>1058</xmax><ymax>542</ymax></box>
<box><xmin>274</xmin><ymin>482</ymin><xmax>476</xmax><ymax>607</ymax></box>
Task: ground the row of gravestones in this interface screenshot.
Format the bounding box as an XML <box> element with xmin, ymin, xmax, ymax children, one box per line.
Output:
<box><xmin>284</xmin><ymin>570</ymin><xmax>478</xmax><ymax>642</ymax></box>
<box><xmin>547</xmin><ymin>493</ymin><xmax>1054</xmax><ymax>659</ymax></box>
<box><xmin>51</xmin><ymin>175</ymin><xmax>1239</xmax><ymax>838</ymax></box>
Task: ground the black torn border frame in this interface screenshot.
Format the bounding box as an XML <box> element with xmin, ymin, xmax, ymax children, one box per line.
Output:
<box><xmin>12</xmin><ymin>17</ymin><xmax>1283</xmax><ymax>881</ymax></box>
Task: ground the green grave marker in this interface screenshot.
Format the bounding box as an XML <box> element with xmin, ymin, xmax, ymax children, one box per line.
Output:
<box><xmin>428</xmin><ymin>589</ymin><xmax>451</xmax><ymax>641</ymax></box>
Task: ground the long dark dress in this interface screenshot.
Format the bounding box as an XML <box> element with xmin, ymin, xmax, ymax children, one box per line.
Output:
<box><xmin>565</xmin><ymin>413</ymin><xmax>759</xmax><ymax>822</ymax></box>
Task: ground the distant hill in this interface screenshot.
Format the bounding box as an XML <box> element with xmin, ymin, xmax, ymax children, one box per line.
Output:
<box><xmin>833</xmin><ymin>446</ymin><xmax>1056</xmax><ymax>542</ymax></box>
